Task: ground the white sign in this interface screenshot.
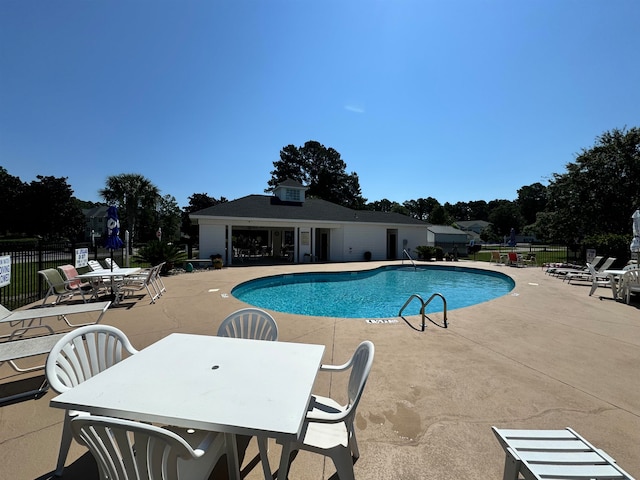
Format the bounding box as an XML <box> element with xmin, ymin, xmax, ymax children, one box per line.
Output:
<box><xmin>0</xmin><ymin>255</ymin><xmax>11</xmax><ymax>288</ymax></box>
<box><xmin>586</xmin><ymin>249</ymin><xmax>596</xmax><ymax>264</ymax></box>
<box><xmin>75</xmin><ymin>248</ymin><xmax>89</xmax><ymax>268</ymax></box>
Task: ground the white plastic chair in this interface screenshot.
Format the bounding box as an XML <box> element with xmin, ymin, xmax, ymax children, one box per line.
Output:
<box><xmin>217</xmin><ymin>308</ymin><xmax>279</xmax><ymax>341</ymax></box>
<box><xmin>619</xmin><ymin>268</ymin><xmax>640</xmax><ymax>304</ymax></box>
<box><xmin>45</xmin><ymin>325</ymin><xmax>139</xmax><ymax>477</ymax></box>
<box><xmin>70</xmin><ymin>415</ymin><xmax>225</xmax><ymax>480</ymax></box>
<box><xmin>277</xmin><ymin>340</ymin><xmax>375</xmax><ymax>480</ymax></box>
<box><xmin>216</xmin><ymin>307</ymin><xmax>278</xmax><ymax>478</ymax></box>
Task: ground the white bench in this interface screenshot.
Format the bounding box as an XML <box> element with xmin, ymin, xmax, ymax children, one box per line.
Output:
<box><xmin>492</xmin><ymin>427</ymin><xmax>635</xmax><ymax>480</ymax></box>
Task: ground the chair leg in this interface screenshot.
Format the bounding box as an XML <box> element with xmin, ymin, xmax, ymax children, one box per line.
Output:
<box><xmin>257</xmin><ymin>436</ymin><xmax>271</xmax><ymax>479</ymax></box>
<box><xmin>54</xmin><ymin>414</ymin><xmax>73</xmax><ymax>477</ymax></box>
<box><xmin>348</xmin><ymin>426</ymin><xmax>360</xmax><ymax>459</ymax></box>
<box><xmin>330</xmin><ymin>450</ymin><xmax>356</xmax><ymax>480</ymax></box>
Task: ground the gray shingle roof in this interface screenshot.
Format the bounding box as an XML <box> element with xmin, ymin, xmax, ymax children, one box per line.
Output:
<box><xmin>427</xmin><ymin>224</ymin><xmax>468</xmax><ymax>235</ymax></box>
<box><xmin>191</xmin><ymin>195</ymin><xmax>426</xmax><ymax>226</ymax></box>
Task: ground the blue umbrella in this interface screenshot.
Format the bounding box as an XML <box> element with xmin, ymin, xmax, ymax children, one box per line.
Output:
<box><xmin>508</xmin><ymin>228</ymin><xmax>516</xmax><ymax>248</ymax></box>
<box><xmin>105</xmin><ymin>206</ymin><xmax>124</xmax><ymax>251</ymax></box>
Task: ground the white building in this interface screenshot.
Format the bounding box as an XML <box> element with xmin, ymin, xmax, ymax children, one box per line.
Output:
<box><xmin>190</xmin><ymin>180</ymin><xmax>443</xmax><ymax>265</ymax></box>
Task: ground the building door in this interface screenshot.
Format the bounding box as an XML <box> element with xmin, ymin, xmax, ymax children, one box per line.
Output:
<box><xmin>320</xmin><ymin>233</ymin><xmax>328</xmax><ymax>261</ymax></box>
<box><xmin>387</xmin><ymin>230</ymin><xmax>398</xmax><ymax>260</ymax></box>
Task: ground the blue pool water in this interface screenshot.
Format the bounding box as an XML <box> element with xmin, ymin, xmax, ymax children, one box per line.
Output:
<box><xmin>232</xmin><ymin>265</ymin><xmax>514</xmax><ymax>318</ymax></box>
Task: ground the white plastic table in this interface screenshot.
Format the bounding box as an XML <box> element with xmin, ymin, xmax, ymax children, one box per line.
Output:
<box><xmin>77</xmin><ymin>267</ymin><xmax>141</xmax><ymax>303</ymax></box>
<box><xmin>50</xmin><ymin>333</ymin><xmax>325</xmax><ymax>480</ymax></box>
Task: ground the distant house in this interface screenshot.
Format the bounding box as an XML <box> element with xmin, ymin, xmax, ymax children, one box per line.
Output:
<box><xmin>191</xmin><ymin>180</ymin><xmax>436</xmax><ymax>266</ymax></box>
<box><xmin>426</xmin><ymin>225</ymin><xmax>469</xmax><ymax>252</ymax></box>
<box><xmin>456</xmin><ymin>220</ymin><xmax>490</xmax><ymax>235</ymax></box>
<box><xmin>83</xmin><ymin>205</ymin><xmax>109</xmax><ymax>243</ymax></box>
<box><xmin>455</xmin><ymin>219</ymin><xmax>491</xmax><ymax>244</ymax></box>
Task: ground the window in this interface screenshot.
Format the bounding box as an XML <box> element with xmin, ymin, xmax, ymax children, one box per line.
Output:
<box><xmin>285</xmin><ymin>189</ymin><xmax>301</xmax><ymax>201</ymax></box>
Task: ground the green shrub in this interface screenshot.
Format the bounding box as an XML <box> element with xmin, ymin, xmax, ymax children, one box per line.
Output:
<box><xmin>467</xmin><ymin>244</ymin><xmax>482</xmax><ymax>255</ymax></box>
<box><xmin>434</xmin><ymin>246</ymin><xmax>444</xmax><ymax>260</ymax></box>
<box><xmin>134</xmin><ymin>241</ymin><xmax>188</xmax><ymax>274</ymax></box>
<box><xmin>416</xmin><ymin>245</ymin><xmax>435</xmax><ymax>260</ymax></box>
<box><xmin>583</xmin><ymin>233</ymin><xmax>631</xmax><ymax>266</ymax></box>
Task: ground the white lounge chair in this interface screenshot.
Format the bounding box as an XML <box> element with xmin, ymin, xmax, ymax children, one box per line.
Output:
<box><xmin>277</xmin><ymin>341</ymin><xmax>375</xmax><ymax>480</ymax></box>
<box><xmin>70</xmin><ymin>415</ymin><xmax>225</xmax><ymax>480</ymax></box>
<box><xmin>119</xmin><ymin>265</ymin><xmax>161</xmax><ymax>303</ymax></box>
<box><xmin>45</xmin><ymin>325</ymin><xmax>138</xmax><ymax>477</ymax></box>
<box><xmin>565</xmin><ymin>257</ymin><xmax>616</xmax><ymax>283</ymax></box>
<box><xmin>0</xmin><ymin>300</ymin><xmax>111</xmax><ymax>334</ymax></box>
<box><xmin>492</xmin><ymin>427</ymin><xmax>635</xmax><ymax>480</ymax></box>
<box><xmin>547</xmin><ymin>256</ymin><xmax>603</xmax><ymax>277</ymax></box>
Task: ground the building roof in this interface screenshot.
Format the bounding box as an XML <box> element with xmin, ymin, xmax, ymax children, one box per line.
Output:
<box><xmin>82</xmin><ymin>205</ymin><xmax>109</xmax><ymax>217</ymax></box>
<box><xmin>427</xmin><ymin>224</ymin><xmax>468</xmax><ymax>235</ymax></box>
<box><xmin>191</xmin><ymin>194</ymin><xmax>427</xmax><ymax>226</ymax></box>
<box><xmin>456</xmin><ymin>220</ymin><xmax>491</xmax><ymax>229</ymax></box>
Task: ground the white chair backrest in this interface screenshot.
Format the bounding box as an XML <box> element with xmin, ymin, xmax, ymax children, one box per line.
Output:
<box><xmin>70</xmin><ymin>416</ymin><xmax>199</xmax><ymax>480</ymax></box>
<box><xmin>622</xmin><ymin>268</ymin><xmax>640</xmax><ymax>286</ymax></box>
<box><xmin>346</xmin><ymin>341</ymin><xmax>375</xmax><ymax>417</ymax></box>
<box><xmin>315</xmin><ymin>340</ymin><xmax>375</xmax><ymax>421</ymax></box>
<box><xmin>217</xmin><ymin>308</ymin><xmax>278</xmax><ymax>341</ymax></box>
<box><xmin>46</xmin><ymin>325</ymin><xmax>138</xmax><ymax>393</ymax></box>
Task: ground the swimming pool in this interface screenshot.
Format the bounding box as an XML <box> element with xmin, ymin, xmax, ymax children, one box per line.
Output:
<box><xmin>232</xmin><ymin>265</ymin><xmax>514</xmax><ymax>318</ymax></box>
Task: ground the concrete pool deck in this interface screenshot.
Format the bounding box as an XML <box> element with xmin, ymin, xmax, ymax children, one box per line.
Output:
<box><xmin>1</xmin><ymin>260</ymin><xmax>639</xmax><ymax>479</ymax></box>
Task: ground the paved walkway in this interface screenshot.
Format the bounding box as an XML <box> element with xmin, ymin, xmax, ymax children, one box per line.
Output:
<box><xmin>1</xmin><ymin>261</ymin><xmax>638</xmax><ymax>479</ymax></box>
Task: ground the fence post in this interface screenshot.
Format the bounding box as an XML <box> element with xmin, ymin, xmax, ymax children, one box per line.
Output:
<box><xmin>37</xmin><ymin>239</ymin><xmax>44</xmax><ymax>299</ymax></box>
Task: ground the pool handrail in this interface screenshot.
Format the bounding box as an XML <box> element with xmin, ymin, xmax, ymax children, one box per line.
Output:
<box><xmin>398</xmin><ymin>293</ymin><xmax>448</xmax><ymax>330</ymax></box>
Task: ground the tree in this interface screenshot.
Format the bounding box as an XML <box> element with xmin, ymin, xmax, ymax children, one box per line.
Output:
<box><xmin>23</xmin><ymin>175</ymin><xmax>85</xmax><ymax>240</ymax></box>
<box><xmin>99</xmin><ymin>174</ymin><xmax>161</xmax><ymax>247</ymax></box>
<box><xmin>365</xmin><ymin>199</ymin><xmax>408</xmax><ymax>215</ymax></box>
<box><xmin>266</xmin><ymin>140</ymin><xmax>367</xmax><ymax>208</ymax></box>
<box><xmin>157</xmin><ymin>195</ymin><xmax>182</xmax><ymax>242</ymax></box>
<box><xmin>428</xmin><ymin>204</ymin><xmax>451</xmax><ymax>225</ymax></box>
<box><xmin>181</xmin><ymin>193</ymin><xmax>228</xmax><ymax>244</ymax></box>
<box><xmin>544</xmin><ymin>127</ymin><xmax>640</xmax><ymax>243</ymax></box>
<box><xmin>517</xmin><ymin>182</ymin><xmax>548</xmax><ymax>226</ymax></box>
<box><xmin>403</xmin><ymin>197</ymin><xmax>440</xmax><ymax>221</ymax></box>
<box><xmin>0</xmin><ymin>167</ymin><xmax>26</xmax><ymax>236</ymax></box>
<box><xmin>487</xmin><ymin>200</ymin><xmax>523</xmax><ymax>238</ymax></box>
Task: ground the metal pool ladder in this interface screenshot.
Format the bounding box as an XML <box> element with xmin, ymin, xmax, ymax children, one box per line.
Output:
<box><xmin>398</xmin><ymin>293</ymin><xmax>448</xmax><ymax>330</ymax></box>
<box><xmin>402</xmin><ymin>249</ymin><xmax>417</xmax><ymax>270</ymax></box>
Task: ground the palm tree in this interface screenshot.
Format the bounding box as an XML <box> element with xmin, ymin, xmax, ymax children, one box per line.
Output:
<box><xmin>99</xmin><ymin>174</ymin><xmax>160</xmax><ymax>249</ymax></box>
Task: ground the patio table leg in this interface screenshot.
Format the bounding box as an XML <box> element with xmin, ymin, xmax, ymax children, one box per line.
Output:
<box><xmin>276</xmin><ymin>441</ymin><xmax>292</xmax><ymax>480</ymax></box>
<box><xmin>225</xmin><ymin>433</ymin><xmax>241</xmax><ymax>480</ymax></box>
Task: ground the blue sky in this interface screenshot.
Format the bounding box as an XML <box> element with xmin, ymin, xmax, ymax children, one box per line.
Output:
<box><xmin>1</xmin><ymin>1</ymin><xmax>639</xmax><ymax>209</ymax></box>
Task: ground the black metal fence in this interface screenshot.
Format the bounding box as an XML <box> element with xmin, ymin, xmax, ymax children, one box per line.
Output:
<box><xmin>0</xmin><ymin>240</ymin><xmax>125</xmax><ymax>310</ymax></box>
<box><xmin>434</xmin><ymin>242</ymin><xmax>574</xmax><ymax>267</ymax></box>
